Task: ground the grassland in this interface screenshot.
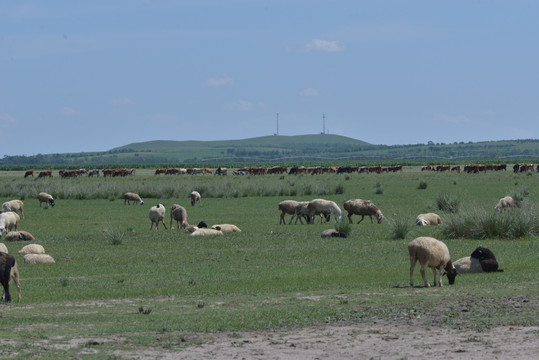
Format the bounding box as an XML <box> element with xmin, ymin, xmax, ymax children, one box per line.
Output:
<box><xmin>0</xmin><ymin>168</ymin><xmax>537</xmax><ymax>358</ymax></box>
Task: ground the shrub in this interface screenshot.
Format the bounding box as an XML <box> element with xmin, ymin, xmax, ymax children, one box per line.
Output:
<box><xmin>334</xmin><ymin>219</ymin><xmax>352</xmax><ymax>237</ymax></box>
<box><xmin>417</xmin><ymin>180</ymin><xmax>428</xmax><ymax>190</ymax></box>
<box><xmin>389</xmin><ymin>213</ymin><xmax>411</xmax><ymax>239</ymax></box>
<box><xmin>436</xmin><ymin>193</ymin><xmax>460</xmax><ymax>213</ymax></box>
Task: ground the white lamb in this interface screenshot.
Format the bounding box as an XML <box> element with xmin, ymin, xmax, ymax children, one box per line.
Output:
<box><xmin>2</xmin><ymin>200</ymin><xmax>24</xmax><ymax>219</ymax></box>
<box><xmin>18</xmin><ymin>244</ymin><xmax>45</xmax><ymax>255</ymax></box>
<box><xmin>415</xmin><ymin>213</ymin><xmax>443</xmax><ymax>226</ymax></box>
<box><xmin>306</xmin><ymin>199</ymin><xmax>343</xmax><ymax>224</ymax></box>
<box><xmin>38</xmin><ymin>192</ymin><xmax>55</xmax><ymax>207</ymax></box>
<box><xmin>343</xmin><ymin>199</ymin><xmax>383</xmax><ymax>224</ymax></box>
<box><xmin>190</xmin><ymin>191</ymin><xmax>201</xmax><ymax>206</ymax></box>
<box><xmin>149</xmin><ymin>204</ymin><xmax>167</xmax><ymax>230</ymax></box>
<box><xmin>124</xmin><ymin>192</ymin><xmax>144</xmax><ymax>205</ymax></box>
<box><xmin>191</xmin><ymin>228</ymin><xmax>223</xmax><ymax>236</ymax></box>
<box><xmin>211</xmin><ymin>224</ymin><xmax>242</xmax><ymax>232</ymax></box>
<box><xmin>23</xmin><ymin>253</ymin><xmax>55</xmax><ymax>264</ymax></box>
<box><xmin>170</xmin><ymin>204</ymin><xmax>188</xmax><ymax>229</ymax></box>
<box><xmin>408</xmin><ymin>236</ymin><xmax>457</xmax><ymax>287</ymax></box>
<box><xmin>0</xmin><ymin>212</ymin><xmax>20</xmax><ymax>237</ymax></box>
<box><xmin>4</xmin><ymin>231</ymin><xmax>35</xmax><ymax>242</ymax></box>
<box><xmin>494</xmin><ymin>196</ymin><xmax>516</xmax><ymax>212</ymax></box>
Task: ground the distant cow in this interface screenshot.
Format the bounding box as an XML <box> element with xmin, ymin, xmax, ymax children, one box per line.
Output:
<box><xmin>24</xmin><ymin>170</ymin><xmax>34</xmax><ymax>178</ymax></box>
<box><xmin>37</xmin><ymin>170</ymin><xmax>53</xmax><ymax>178</ymax></box>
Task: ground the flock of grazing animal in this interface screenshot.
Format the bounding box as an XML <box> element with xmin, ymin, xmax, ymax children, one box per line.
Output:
<box><xmin>0</xmin><ymin>194</ymin><xmax>56</xmax><ymax>302</ymax></box>
<box><xmin>0</xmin><ymin>175</ymin><xmax>517</xmax><ymax>302</ymax></box>
<box><xmin>279</xmin><ymin>194</ymin><xmax>510</xmax><ymax>287</ymax></box>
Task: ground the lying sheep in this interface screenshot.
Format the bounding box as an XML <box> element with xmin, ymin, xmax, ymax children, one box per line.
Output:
<box><xmin>0</xmin><ymin>251</ymin><xmax>17</xmax><ymax>302</ymax></box>
<box><xmin>453</xmin><ymin>256</ymin><xmax>484</xmax><ymax>274</ymax></box>
<box><xmin>454</xmin><ymin>246</ymin><xmax>504</xmax><ymax>273</ymax></box>
<box><xmin>170</xmin><ymin>204</ymin><xmax>188</xmax><ymax>229</ymax></box>
<box><xmin>211</xmin><ymin>224</ymin><xmax>242</xmax><ymax>232</ymax></box>
<box><xmin>2</xmin><ymin>200</ymin><xmax>24</xmax><ymax>219</ymax></box>
<box><xmin>124</xmin><ymin>192</ymin><xmax>144</xmax><ymax>205</ymax></box>
<box><xmin>190</xmin><ymin>191</ymin><xmax>201</xmax><ymax>206</ymax></box>
<box><xmin>408</xmin><ymin>236</ymin><xmax>457</xmax><ymax>287</ymax></box>
<box><xmin>306</xmin><ymin>199</ymin><xmax>343</xmax><ymax>224</ymax></box>
<box><xmin>38</xmin><ymin>192</ymin><xmax>55</xmax><ymax>207</ymax></box>
<box><xmin>23</xmin><ymin>253</ymin><xmax>55</xmax><ymax>264</ymax></box>
<box><xmin>495</xmin><ymin>195</ymin><xmax>516</xmax><ymax>212</ymax></box>
<box><xmin>18</xmin><ymin>244</ymin><xmax>45</xmax><ymax>255</ymax></box>
<box><xmin>415</xmin><ymin>213</ymin><xmax>443</xmax><ymax>226</ymax></box>
<box><xmin>343</xmin><ymin>199</ymin><xmax>383</xmax><ymax>224</ymax></box>
<box><xmin>185</xmin><ymin>225</ymin><xmax>199</xmax><ymax>233</ymax></box>
<box><xmin>191</xmin><ymin>228</ymin><xmax>223</xmax><ymax>236</ymax></box>
<box><xmin>321</xmin><ymin>229</ymin><xmax>347</xmax><ymax>238</ymax></box>
<box><xmin>149</xmin><ymin>204</ymin><xmax>167</xmax><ymax>230</ymax></box>
<box><xmin>0</xmin><ymin>212</ymin><xmax>20</xmax><ymax>237</ymax></box>
<box><xmin>4</xmin><ymin>231</ymin><xmax>35</xmax><ymax>242</ymax></box>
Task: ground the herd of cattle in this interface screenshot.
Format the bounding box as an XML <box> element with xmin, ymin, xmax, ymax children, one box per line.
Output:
<box><xmin>22</xmin><ymin>163</ymin><xmax>538</xmax><ymax>179</ymax></box>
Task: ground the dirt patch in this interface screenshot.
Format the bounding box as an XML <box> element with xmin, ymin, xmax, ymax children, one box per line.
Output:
<box><xmin>111</xmin><ymin>324</ymin><xmax>538</xmax><ymax>359</ymax></box>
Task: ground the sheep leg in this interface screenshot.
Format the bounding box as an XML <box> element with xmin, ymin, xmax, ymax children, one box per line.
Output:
<box><xmin>150</xmin><ymin>221</ymin><xmax>155</xmax><ymax>230</ymax></box>
<box><xmin>160</xmin><ymin>220</ymin><xmax>167</xmax><ymax>230</ymax></box>
<box><xmin>369</xmin><ymin>215</ymin><xmax>374</xmax><ymax>224</ymax></box>
<box><xmin>420</xmin><ymin>265</ymin><xmax>430</xmax><ymax>287</ymax></box>
<box><xmin>347</xmin><ymin>213</ymin><xmax>353</xmax><ymax>224</ymax></box>
<box><xmin>436</xmin><ymin>267</ymin><xmax>443</xmax><ymax>286</ymax></box>
<box><xmin>409</xmin><ymin>258</ymin><xmax>416</xmax><ymax>287</ymax></box>
<box><xmin>357</xmin><ymin>215</ymin><xmax>365</xmax><ymax>224</ymax></box>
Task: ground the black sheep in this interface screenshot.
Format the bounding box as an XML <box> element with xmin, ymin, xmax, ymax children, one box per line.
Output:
<box><xmin>0</xmin><ymin>251</ymin><xmax>16</xmax><ymax>302</ymax></box>
<box><xmin>471</xmin><ymin>246</ymin><xmax>504</xmax><ymax>272</ymax></box>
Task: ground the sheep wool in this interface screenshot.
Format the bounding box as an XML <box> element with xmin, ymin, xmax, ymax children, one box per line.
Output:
<box><xmin>23</xmin><ymin>253</ymin><xmax>56</xmax><ymax>264</ymax></box>
<box><xmin>1</xmin><ymin>200</ymin><xmax>24</xmax><ymax>219</ymax></box>
<box><xmin>4</xmin><ymin>231</ymin><xmax>35</xmax><ymax>242</ymax></box>
<box><xmin>18</xmin><ymin>244</ymin><xmax>45</xmax><ymax>255</ymax></box>
<box><xmin>306</xmin><ymin>199</ymin><xmax>343</xmax><ymax>224</ymax></box>
<box><xmin>170</xmin><ymin>204</ymin><xmax>188</xmax><ymax>229</ymax></box>
<box><xmin>454</xmin><ymin>256</ymin><xmax>484</xmax><ymax>274</ymax></box>
<box><xmin>343</xmin><ymin>199</ymin><xmax>384</xmax><ymax>224</ymax></box>
<box><xmin>149</xmin><ymin>204</ymin><xmax>167</xmax><ymax>230</ymax></box>
<box><xmin>0</xmin><ymin>243</ymin><xmax>8</xmax><ymax>253</ymax></box>
<box><xmin>211</xmin><ymin>224</ymin><xmax>241</xmax><ymax>232</ymax></box>
<box><xmin>191</xmin><ymin>228</ymin><xmax>223</xmax><ymax>236</ymax></box>
<box><xmin>0</xmin><ymin>212</ymin><xmax>20</xmax><ymax>237</ymax></box>
<box><xmin>415</xmin><ymin>213</ymin><xmax>443</xmax><ymax>226</ymax></box>
<box><xmin>408</xmin><ymin>236</ymin><xmax>457</xmax><ymax>287</ymax></box>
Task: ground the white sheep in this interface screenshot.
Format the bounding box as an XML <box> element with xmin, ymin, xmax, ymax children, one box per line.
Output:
<box><xmin>0</xmin><ymin>243</ymin><xmax>7</xmax><ymax>253</ymax></box>
<box><xmin>2</xmin><ymin>200</ymin><xmax>24</xmax><ymax>219</ymax></box>
<box><xmin>343</xmin><ymin>199</ymin><xmax>383</xmax><ymax>224</ymax></box>
<box><xmin>18</xmin><ymin>244</ymin><xmax>45</xmax><ymax>255</ymax></box>
<box><xmin>23</xmin><ymin>253</ymin><xmax>55</xmax><ymax>264</ymax></box>
<box><xmin>408</xmin><ymin>236</ymin><xmax>457</xmax><ymax>287</ymax></box>
<box><xmin>291</xmin><ymin>201</ymin><xmax>312</xmax><ymax>224</ymax></box>
<box><xmin>415</xmin><ymin>213</ymin><xmax>443</xmax><ymax>226</ymax></box>
<box><xmin>38</xmin><ymin>192</ymin><xmax>55</xmax><ymax>207</ymax></box>
<box><xmin>170</xmin><ymin>204</ymin><xmax>188</xmax><ymax>229</ymax></box>
<box><xmin>453</xmin><ymin>256</ymin><xmax>484</xmax><ymax>274</ymax></box>
<box><xmin>278</xmin><ymin>200</ymin><xmax>300</xmax><ymax>224</ymax></box>
<box><xmin>124</xmin><ymin>192</ymin><xmax>144</xmax><ymax>205</ymax></box>
<box><xmin>306</xmin><ymin>199</ymin><xmax>343</xmax><ymax>224</ymax></box>
<box><xmin>494</xmin><ymin>195</ymin><xmax>516</xmax><ymax>212</ymax></box>
<box><xmin>0</xmin><ymin>212</ymin><xmax>20</xmax><ymax>237</ymax></box>
<box><xmin>4</xmin><ymin>231</ymin><xmax>35</xmax><ymax>242</ymax></box>
<box><xmin>211</xmin><ymin>224</ymin><xmax>242</xmax><ymax>232</ymax></box>
<box><xmin>321</xmin><ymin>229</ymin><xmax>347</xmax><ymax>238</ymax></box>
<box><xmin>185</xmin><ymin>225</ymin><xmax>199</xmax><ymax>233</ymax></box>
<box><xmin>191</xmin><ymin>228</ymin><xmax>223</xmax><ymax>236</ymax></box>
<box><xmin>149</xmin><ymin>204</ymin><xmax>167</xmax><ymax>230</ymax></box>
<box><xmin>190</xmin><ymin>191</ymin><xmax>201</xmax><ymax>206</ymax></box>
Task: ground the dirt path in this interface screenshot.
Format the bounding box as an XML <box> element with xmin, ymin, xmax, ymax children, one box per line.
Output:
<box><xmin>115</xmin><ymin>324</ymin><xmax>539</xmax><ymax>359</ymax></box>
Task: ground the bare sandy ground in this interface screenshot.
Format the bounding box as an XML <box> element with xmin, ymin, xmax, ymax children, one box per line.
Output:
<box><xmin>112</xmin><ymin>323</ymin><xmax>538</xmax><ymax>360</ymax></box>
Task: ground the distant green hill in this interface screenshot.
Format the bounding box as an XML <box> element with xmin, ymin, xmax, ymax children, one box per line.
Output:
<box><xmin>1</xmin><ymin>135</ymin><xmax>539</xmax><ymax>168</ymax></box>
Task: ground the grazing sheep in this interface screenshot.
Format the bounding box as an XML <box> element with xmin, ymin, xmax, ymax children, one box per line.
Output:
<box><xmin>149</xmin><ymin>204</ymin><xmax>167</xmax><ymax>230</ymax></box>
<box><xmin>343</xmin><ymin>199</ymin><xmax>383</xmax><ymax>224</ymax></box>
<box><xmin>0</xmin><ymin>243</ymin><xmax>7</xmax><ymax>253</ymax></box>
<box><xmin>190</xmin><ymin>191</ymin><xmax>201</xmax><ymax>206</ymax></box>
<box><xmin>306</xmin><ymin>199</ymin><xmax>343</xmax><ymax>224</ymax></box>
<box><xmin>2</xmin><ymin>200</ymin><xmax>24</xmax><ymax>219</ymax></box>
<box><xmin>291</xmin><ymin>201</ymin><xmax>312</xmax><ymax>224</ymax></box>
<box><xmin>278</xmin><ymin>200</ymin><xmax>300</xmax><ymax>225</ymax></box>
<box><xmin>18</xmin><ymin>244</ymin><xmax>45</xmax><ymax>255</ymax></box>
<box><xmin>211</xmin><ymin>224</ymin><xmax>242</xmax><ymax>232</ymax></box>
<box><xmin>408</xmin><ymin>236</ymin><xmax>457</xmax><ymax>287</ymax></box>
<box><xmin>495</xmin><ymin>195</ymin><xmax>516</xmax><ymax>212</ymax></box>
<box><xmin>124</xmin><ymin>192</ymin><xmax>144</xmax><ymax>205</ymax></box>
<box><xmin>38</xmin><ymin>192</ymin><xmax>55</xmax><ymax>207</ymax></box>
<box><xmin>23</xmin><ymin>253</ymin><xmax>55</xmax><ymax>264</ymax></box>
<box><xmin>0</xmin><ymin>251</ymin><xmax>16</xmax><ymax>302</ymax></box>
<box><xmin>4</xmin><ymin>231</ymin><xmax>35</xmax><ymax>242</ymax></box>
<box><xmin>321</xmin><ymin>229</ymin><xmax>347</xmax><ymax>238</ymax></box>
<box><xmin>191</xmin><ymin>228</ymin><xmax>223</xmax><ymax>236</ymax></box>
<box><xmin>0</xmin><ymin>212</ymin><xmax>20</xmax><ymax>237</ymax></box>
<box><xmin>170</xmin><ymin>204</ymin><xmax>188</xmax><ymax>229</ymax></box>
<box><xmin>415</xmin><ymin>213</ymin><xmax>443</xmax><ymax>226</ymax></box>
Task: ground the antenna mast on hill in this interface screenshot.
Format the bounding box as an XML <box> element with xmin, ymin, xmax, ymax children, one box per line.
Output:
<box><xmin>275</xmin><ymin>113</ymin><xmax>279</xmax><ymax>136</ymax></box>
<box><xmin>322</xmin><ymin>113</ymin><xmax>326</xmax><ymax>134</ymax></box>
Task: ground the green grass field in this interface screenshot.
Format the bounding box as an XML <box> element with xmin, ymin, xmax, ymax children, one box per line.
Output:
<box><xmin>0</xmin><ymin>168</ymin><xmax>537</xmax><ymax>358</ymax></box>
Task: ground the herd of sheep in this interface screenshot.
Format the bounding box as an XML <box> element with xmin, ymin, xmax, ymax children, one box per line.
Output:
<box><xmin>0</xmin><ymin>186</ymin><xmax>514</xmax><ymax>303</ymax></box>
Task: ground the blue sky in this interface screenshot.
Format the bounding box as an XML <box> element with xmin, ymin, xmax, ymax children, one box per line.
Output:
<box><xmin>1</xmin><ymin>1</ymin><xmax>538</xmax><ymax>156</ymax></box>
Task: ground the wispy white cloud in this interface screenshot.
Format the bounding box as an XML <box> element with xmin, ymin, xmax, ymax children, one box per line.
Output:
<box><xmin>60</xmin><ymin>107</ymin><xmax>79</xmax><ymax>117</ymax></box>
<box><xmin>299</xmin><ymin>88</ymin><xmax>319</xmax><ymax>97</ymax></box>
<box><xmin>305</xmin><ymin>39</ymin><xmax>343</xmax><ymax>52</ymax></box>
<box><xmin>207</xmin><ymin>75</ymin><xmax>234</xmax><ymax>87</ymax></box>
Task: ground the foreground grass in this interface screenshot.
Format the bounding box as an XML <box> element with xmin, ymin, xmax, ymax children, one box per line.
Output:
<box><xmin>0</xmin><ymin>168</ymin><xmax>537</xmax><ymax>358</ymax></box>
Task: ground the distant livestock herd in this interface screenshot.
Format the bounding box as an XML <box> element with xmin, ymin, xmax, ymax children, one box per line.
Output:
<box><xmin>21</xmin><ymin>163</ymin><xmax>539</xmax><ymax>179</ymax></box>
